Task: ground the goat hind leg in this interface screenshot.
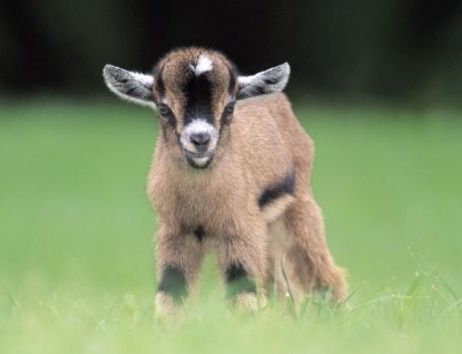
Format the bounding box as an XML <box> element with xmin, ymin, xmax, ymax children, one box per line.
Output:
<box><xmin>283</xmin><ymin>195</ymin><xmax>347</xmax><ymax>302</ymax></box>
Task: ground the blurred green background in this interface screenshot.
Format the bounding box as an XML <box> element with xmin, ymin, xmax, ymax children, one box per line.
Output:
<box><xmin>1</xmin><ymin>103</ymin><xmax>461</xmax><ymax>354</ymax></box>
<box><xmin>1</xmin><ymin>1</ymin><xmax>462</xmax><ymax>354</ymax></box>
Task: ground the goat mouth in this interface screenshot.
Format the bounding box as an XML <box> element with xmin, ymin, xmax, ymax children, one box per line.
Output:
<box><xmin>184</xmin><ymin>149</ymin><xmax>211</xmax><ymax>157</ymax></box>
<box><xmin>184</xmin><ymin>150</ymin><xmax>214</xmax><ymax>169</ymax></box>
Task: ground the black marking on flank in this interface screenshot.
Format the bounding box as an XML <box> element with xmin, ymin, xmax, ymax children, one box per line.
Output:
<box><xmin>157</xmin><ymin>265</ymin><xmax>187</xmax><ymax>303</ymax></box>
<box><xmin>194</xmin><ymin>225</ymin><xmax>205</xmax><ymax>242</ymax></box>
<box><xmin>225</xmin><ymin>263</ymin><xmax>257</xmax><ymax>298</ymax></box>
<box><xmin>258</xmin><ymin>171</ymin><xmax>296</xmax><ymax>208</ymax></box>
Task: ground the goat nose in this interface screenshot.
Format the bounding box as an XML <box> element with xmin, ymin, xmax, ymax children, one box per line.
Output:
<box><xmin>190</xmin><ymin>132</ymin><xmax>211</xmax><ymax>146</ymax></box>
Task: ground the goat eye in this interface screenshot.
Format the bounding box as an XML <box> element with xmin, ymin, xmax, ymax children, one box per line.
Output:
<box><xmin>158</xmin><ymin>104</ymin><xmax>172</xmax><ymax>116</ymax></box>
<box><xmin>224</xmin><ymin>102</ymin><xmax>235</xmax><ymax>115</ymax></box>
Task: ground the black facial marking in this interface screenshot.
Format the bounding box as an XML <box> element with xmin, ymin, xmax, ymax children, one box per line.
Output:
<box><xmin>225</xmin><ymin>263</ymin><xmax>257</xmax><ymax>298</ymax></box>
<box><xmin>258</xmin><ymin>171</ymin><xmax>296</xmax><ymax>208</ymax></box>
<box><xmin>158</xmin><ymin>103</ymin><xmax>171</xmax><ymax>116</ymax></box>
<box><xmin>194</xmin><ymin>225</ymin><xmax>205</xmax><ymax>242</ymax></box>
<box><xmin>153</xmin><ymin>67</ymin><xmax>176</xmax><ymax>137</ymax></box>
<box><xmin>183</xmin><ymin>72</ymin><xmax>214</xmax><ymax>125</ymax></box>
<box><xmin>157</xmin><ymin>265</ymin><xmax>187</xmax><ymax>303</ymax></box>
<box><xmin>221</xmin><ymin>101</ymin><xmax>235</xmax><ymax>126</ymax></box>
<box><xmin>158</xmin><ymin>106</ymin><xmax>176</xmax><ymax>141</ymax></box>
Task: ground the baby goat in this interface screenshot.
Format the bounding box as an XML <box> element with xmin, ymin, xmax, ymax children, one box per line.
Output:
<box><xmin>103</xmin><ymin>47</ymin><xmax>346</xmax><ymax>314</ymax></box>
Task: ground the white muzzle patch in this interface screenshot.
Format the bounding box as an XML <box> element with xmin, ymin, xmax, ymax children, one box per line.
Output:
<box><xmin>180</xmin><ymin>119</ymin><xmax>219</xmax><ymax>167</ymax></box>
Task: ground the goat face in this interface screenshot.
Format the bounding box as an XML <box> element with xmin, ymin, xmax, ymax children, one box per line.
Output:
<box><xmin>153</xmin><ymin>50</ymin><xmax>236</xmax><ymax>169</ymax></box>
<box><xmin>103</xmin><ymin>48</ymin><xmax>290</xmax><ymax>169</ymax></box>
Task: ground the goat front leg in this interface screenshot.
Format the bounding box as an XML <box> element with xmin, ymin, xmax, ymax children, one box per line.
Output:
<box><xmin>217</xmin><ymin>220</ymin><xmax>268</xmax><ymax>310</ymax></box>
<box><xmin>155</xmin><ymin>225</ymin><xmax>204</xmax><ymax>318</ymax></box>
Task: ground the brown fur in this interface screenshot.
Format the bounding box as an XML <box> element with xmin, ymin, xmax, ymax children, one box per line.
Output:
<box><xmin>148</xmin><ymin>93</ymin><xmax>347</xmax><ymax>312</ymax></box>
<box><xmin>104</xmin><ymin>47</ymin><xmax>347</xmax><ymax>314</ymax></box>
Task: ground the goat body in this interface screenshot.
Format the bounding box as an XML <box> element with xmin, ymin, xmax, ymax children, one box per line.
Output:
<box><xmin>103</xmin><ymin>47</ymin><xmax>347</xmax><ymax>314</ymax></box>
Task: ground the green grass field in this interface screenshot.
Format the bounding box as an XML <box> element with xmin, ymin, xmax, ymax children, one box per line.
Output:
<box><xmin>1</xmin><ymin>101</ymin><xmax>461</xmax><ymax>354</ymax></box>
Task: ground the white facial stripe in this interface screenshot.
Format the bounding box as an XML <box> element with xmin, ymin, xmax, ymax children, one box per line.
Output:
<box><xmin>180</xmin><ymin>119</ymin><xmax>219</xmax><ymax>152</ymax></box>
<box><xmin>189</xmin><ymin>55</ymin><xmax>213</xmax><ymax>76</ymax></box>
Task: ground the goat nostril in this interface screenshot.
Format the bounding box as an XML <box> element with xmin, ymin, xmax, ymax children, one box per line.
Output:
<box><xmin>190</xmin><ymin>132</ymin><xmax>211</xmax><ymax>146</ymax></box>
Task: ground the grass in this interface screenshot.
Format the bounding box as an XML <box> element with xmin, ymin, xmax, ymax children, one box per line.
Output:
<box><xmin>0</xmin><ymin>100</ymin><xmax>461</xmax><ymax>353</ymax></box>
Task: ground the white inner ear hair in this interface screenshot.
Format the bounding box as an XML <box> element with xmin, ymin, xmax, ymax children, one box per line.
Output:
<box><xmin>189</xmin><ymin>55</ymin><xmax>213</xmax><ymax>76</ymax></box>
<box><xmin>237</xmin><ymin>63</ymin><xmax>290</xmax><ymax>98</ymax></box>
<box><xmin>131</xmin><ymin>72</ymin><xmax>155</xmax><ymax>86</ymax></box>
<box><xmin>103</xmin><ymin>65</ymin><xmax>156</xmax><ymax>109</ymax></box>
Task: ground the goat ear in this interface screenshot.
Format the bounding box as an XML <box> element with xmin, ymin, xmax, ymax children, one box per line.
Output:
<box><xmin>237</xmin><ymin>63</ymin><xmax>290</xmax><ymax>99</ymax></box>
<box><xmin>103</xmin><ymin>64</ymin><xmax>156</xmax><ymax>108</ymax></box>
